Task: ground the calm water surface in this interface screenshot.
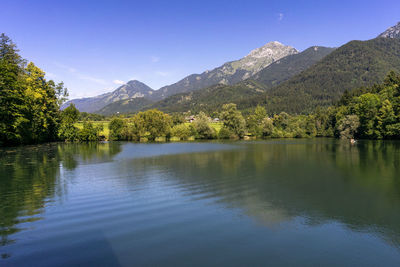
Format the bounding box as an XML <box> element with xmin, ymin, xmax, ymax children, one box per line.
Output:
<box><xmin>1</xmin><ymin>139</ymin><xmax>400</xmax><ymax>266</ymax></box>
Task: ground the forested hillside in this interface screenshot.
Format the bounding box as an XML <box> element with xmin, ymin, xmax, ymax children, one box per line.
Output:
<box><xmin>252</xmin><ymin>37</ymin><xmax>400</xmax><ymax>113</ymax></box>
<box><xmin>145</xmin><ymin>46</ymin><xmax>335</xmax><ymax>114</ymax></box>
<box><xmin>253</xmin><ymin>46</ymin><xmax>335</xmax><ymax>87</ymax></box>
<box><xmin>148</xmin><ymin>80</ymin><xmax>267</xmax><ymax>113</ymax></box>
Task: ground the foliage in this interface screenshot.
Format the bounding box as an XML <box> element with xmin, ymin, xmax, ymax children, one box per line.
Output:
<box><xmin>218</xmin><ymin>126</ymin><xmax>234</xmax><ymax>139</ymax></box>
<box><xmin>79</xmin><ymin>121</ymin><xmax>103</xmax><ymax>142</ymax></box>
<box><xmin>247</xmin><ymin>105</ymin><xmax>267</xmax><ymax>137</ymax></box>
<box><xmin>331</xmin><ymin>71</ymin><xmax>400</xmax><ymax>139</ymax></box>
<box><xmin>0</xmin><ymin>34</ymin><xmax>68</xmax><ymax>146</ymax></box>
<box><xmin>261</xmin><ymin>118</ymin><xmax>274</xmax><ymax>137</ymax></box>
<box><xmin>170</xmin><ymin>124</ymin><xmax>193</xmax><ymax>140</ymax></box>
<box><xmin>220</xmin><ymin>103</ymin><xmax>246</xmax><ymax>138</ymax></box>
<box><xmin>132</xmin><ymin>109</ymin><xmax>172</xmax><ymax>140</ymax></box>
<box><xmin>193</xmin><ymin>112</ymin><xmax>216</xmax><ymax>139</ymax></box>
<box><xmin>108</xmin><ymin>118</ymin><xmax>126</xmax><ymax>141</ymax></box>
<box><xmin>58</xmin><ymin>104</ymin><xmax>80</xmax><ymax>141</ymax></box>
<box><xmin>337</xmin><ymin>115</ymin><xmax>360</xmax><ymax>139</ymax></box>
<box><xmin>79</xmin><ymin>112</ymin><xmax>105</xmax><ymax>121</ymax></box>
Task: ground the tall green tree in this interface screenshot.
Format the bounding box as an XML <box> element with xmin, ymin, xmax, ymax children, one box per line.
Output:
<box><xmin>247</xmin><ymin>105</ymin><xmax>267</xmax><ymax>137</ymax></box>
<box><xmin>220</xmin><ymin>103</ymin><xmax>246</xmax><ymax>138</ymax></box>
<box><xmin>59</xmin><ymin>104</ymin><xmax>80</xmax><ymax>141</ymax></box>
<box><xmin>0</xmin><ymin>33</ymin><xmax>26</xmax><ymax>145</ymax></box>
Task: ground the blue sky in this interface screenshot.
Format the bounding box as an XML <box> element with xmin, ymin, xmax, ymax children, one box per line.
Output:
<box><xmin>1</xmin><ymin>0</ymin><xmax>399</xmax><ymax>98</ymax></box>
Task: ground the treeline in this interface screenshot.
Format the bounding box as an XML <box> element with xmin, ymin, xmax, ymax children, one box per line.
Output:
<box><xmin>105</xmin><ymin>71</ymin><xmax>400</xmax><ymax>141</ymax></box>
<box><xmin>0</xmin><ymin>34</ymin><xmax>68</xmax><ymax>146</ymax></box>
<box><xmin>1</xmin><ymin>33</ymin><xmax>399</xmax><ymax>146</ymax></box>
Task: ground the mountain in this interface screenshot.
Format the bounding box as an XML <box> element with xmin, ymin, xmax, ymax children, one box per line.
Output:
<box><xmin>378</xmin><ymin>22</ymin><xmax>400</xmax><ymax>39</ymax></box>
<box><xmin>97</xmin><ymin>97</ymin><xmax>153</xmax><ymax>115</ymax></box>
<box><xmin>147</xmin><ymin>46</ymin><xmax>335</xmax><ymax>113</ymax></box>
<box><xmin>148</xmin><ymin>80</ymin><xmax>267</xmax><ymax>114</ymax></box>
<box><xmin>253</xmin><ymin>46</ymin><xmax>335</xmax><ymax>87</ymax></box>
<box><xmin>62</xmin><ymin>80</ymin><xmax>154</xmax><ymax>113</ymax></box>
<box><xmin>245</xmin><ymin>37</ymin><xmax>400</xmax><ymax>114</ymax></box>
<box><xmin>150</xmin><ymin>41</ymin><xmax>298</xmax><ymax>100</ymax></box>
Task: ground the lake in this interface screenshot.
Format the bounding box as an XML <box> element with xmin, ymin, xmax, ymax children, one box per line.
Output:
<box><xmin>1</xmin><ymin>139</ymin><xmax>400</xmax><ymax>266</ymax></box>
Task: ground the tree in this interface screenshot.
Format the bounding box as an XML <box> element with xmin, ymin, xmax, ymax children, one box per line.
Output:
<box><xmin>273</xmin><ymin>112</ymin><xmax>290</xmax><ymax>130</ymax></box>
<box><xmin>22</xmin><ymin>62</ymin><xmax>62</xmax><ymax>143</ymax></box>
<box><xmin>0</xmin><ymin>33</ymin><xmax>26</xmax><ymax>145</ymax></box>
<box><xmin>247</xmin><ymin>105</ymin><xmax>267</xmax><ymax>137</ymax></box>
<box><xmin>109</xmin><ymin>118</ymin><xmax>126</xmax><ymax>141</ymax></box>
<box><xmin>193</xmin><ymin>112</ymin><xmax>215</xmax><ymax>139</ymax></box>
<box><xmin>59</xmin><ymin>104</ymin><xmax>80</xmax><ymax>141</ymax></box>
<box><xmin>353</xmin><ymin>93</ymin><xmax>381</xmax><ymax>139</ymax></box>
<box><xmin>337</xmin><ymin>115</ymin><xmax>360</xmax><ymax>139</ymax></box>
<box><xmin>0</xmin><ymin>34</ymin><xmax>68</xmax><ymax>146</ymax></box>
<box><xmin>261</xmin><ymin>118</ymin><xmax>274</xmax><ymax>137</ymax></box>
<box><xmin>377</xmin><ymin>99</ymin><xmax>396</xmax><ymax>138</ymax></box>
<box><xmin>132</xmin><ymin>109</ymin><xmax>172</xmax><ymax>140</ymax></box>
<box><xmin>220</xmin><ymin>103</ymin><xmax>246</xmax><ymax>138</ymax></box>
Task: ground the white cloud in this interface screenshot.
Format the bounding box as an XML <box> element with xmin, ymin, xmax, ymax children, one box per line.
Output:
<box><xmin>278</xmin><ymin>13</ymin><xmax>284</xmax><ymax>21</ymax></box>
<box><xmin>151</xmin><ymin>56</ymin><xmax>160</xmax><ymax>63</ymax></box>
<box><xmin>113</xmin><ymin>79</ymin><xmax>125</xmax><ymax>85</ymax></box>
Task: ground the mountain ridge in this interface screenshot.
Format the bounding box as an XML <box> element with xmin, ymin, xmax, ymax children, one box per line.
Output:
<box><xmin>62</xmin><ymin>80</ymin><xmax>154</xmax><ymax>113</ymax></box>
<box><xmin>151</xmin><ymin>41</ymin><xmax>298</xmax><ymax>100</ymax></box>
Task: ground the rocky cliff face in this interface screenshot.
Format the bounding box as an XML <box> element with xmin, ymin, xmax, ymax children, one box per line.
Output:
<box><xmin>378</xmin><ymin>22</ymin><xmax>400</xmax><ymax>39</ymax></box>
<box><xmin>151</xmin><ymin>41</ymin><xmax>298</xmax><ymax>100</ymax></box>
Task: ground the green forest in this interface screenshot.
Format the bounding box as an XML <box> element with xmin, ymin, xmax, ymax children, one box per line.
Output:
<box><xmin>1</xmin><ymin>34</ymin><xmax>400</xmax><ymax>146</ymax></box>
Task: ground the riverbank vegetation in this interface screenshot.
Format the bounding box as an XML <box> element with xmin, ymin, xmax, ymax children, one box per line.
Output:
<box><xmin>1</xmin><ymin>34</ymin><xmax>399</xmax><ymax>147</ymax></box>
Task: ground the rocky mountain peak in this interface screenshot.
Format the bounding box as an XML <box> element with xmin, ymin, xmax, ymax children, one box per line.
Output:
<box><xmin>378</xmin><ymin>22</ymin><xmax>400</xmax><ymax>39</ymax></box>
<box><xmin>247</xmin><ymin>41</ymin><xmax>296</xmax><ymax>58</ymax></box>
<box><xmin>235</xmin><ymin>41</ymin><xmax>298</xmax><ymax>75</ymax></box>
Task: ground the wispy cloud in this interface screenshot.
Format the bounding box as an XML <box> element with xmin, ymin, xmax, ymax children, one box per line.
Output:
<box><xmin>151</xmin><ymin>56</ymin><xmax>160</xmax><ymax>63</ymax></box>
<box><xmin>77</xmin><ymin>74</ymin><xmax>107</xmax><ymax>85</ymax></box>
<box><xmin>113</xmin><ymin>79</ymin><xmax>125</xmax><ymax>85</ymax></box>
<box><xmin>278</xmin><ymin>13</ymin><xmax>284</xmax><ymax>21</ymax></box>
<box><xmin>155</xmin><ymin>71</ymin><xmax>169</xmax><ymax>77</ymax></box>
<box><xmin>73</xmin><ymin>87</ymin><xmax>113</xmax><ymax>98</ymax></box>
<box><xmin>54</xmin><ymin>62</ymin><xmax>76</xmax><ymax>73</ymax></box>
<box><xmin>54</xmin><ymin>62</ymin><xmax>106</xmax><ymax>85</ymax></box>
